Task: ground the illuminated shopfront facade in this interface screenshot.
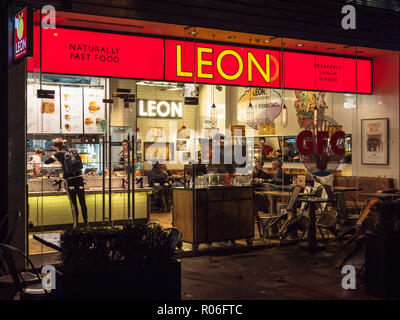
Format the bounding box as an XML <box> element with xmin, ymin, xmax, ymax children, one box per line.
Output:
<box><xmin>2</xmin><ymin>1</ymin><xmax>400</xmax><ymax>258</ymax></box>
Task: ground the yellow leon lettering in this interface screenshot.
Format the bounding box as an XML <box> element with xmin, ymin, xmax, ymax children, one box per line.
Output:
<box><xmin>248</xmin><ymin>52</ymin><xmax>270</xmax><ymax>83</ymax></box>
<box><xmin>217</xmin><ymin>50</ymin><xmax>243</xmax><ymax>80</ymax></box>
<box><xmin>197</xmin><ymin>47</ymin><xmax>213</xmax><ymax>79</ymax></box>
<box><xmin>176</xmin><ymin>45</ymin><xmax>193</xmax><ymax>77</ymax></box>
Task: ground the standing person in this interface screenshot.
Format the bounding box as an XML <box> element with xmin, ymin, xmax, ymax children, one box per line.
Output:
<box><xmin>44</xmin><ymin>138</ymin><xmax>88</xmax><ymax>228</ymax></box>
<box><xmin>27</xmin><ymin>148</ymin><xmax>45</xmax><ymax>176</ymax></box>
<box><xmin>119</xmin><ymin>139</ymin><xmax>133</xmax><ymax>173</ymax></box>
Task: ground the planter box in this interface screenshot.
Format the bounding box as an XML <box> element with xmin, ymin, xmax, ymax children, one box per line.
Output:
<box><xmin>365</xmin><ymin>233</ymin><xmax>400</xmax><ymax>298</ymax></box>
<box><xmin>54</xmin><ymin>260</ymin><xmax>181</xmax><ymax>300</ymax></box>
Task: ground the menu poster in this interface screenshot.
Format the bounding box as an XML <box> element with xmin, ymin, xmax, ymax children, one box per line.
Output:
<box><xmin>361</xmin><ymin>118</ymin><xmax>389</xmax><ymax>165</ymax></box>
<box><xmin>40</xmin><ymin>85</ymin><xmax>60</xmax><ymax>134</ymax></box>
<box><xmin>61</xmin><ymin>86</ymin><xmax>83</xmax><ymax>134</ymax></box>
<box><xmin>27</xmin><ymin>83</ymin><xmax>39</xmax><ymax>133</ymax></box>
<box><xmin>83</xmin><ymin>87</ymin><xmax>105</xmax><ymax>133</ymax></box>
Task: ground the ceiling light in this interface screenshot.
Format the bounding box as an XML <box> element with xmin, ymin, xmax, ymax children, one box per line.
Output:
<box><xmin>228</xmin><ymin>35</ymin><xmax>236</xmax><ymax>39</ymax></box>
<box><xmin>263</xmin><ymin>40</ymin><xmax>270</xmax><ymax>43</ymax></box>
<box><xmin>327</xmin><ymin>47</ymin><xmax>334</xmax><ymax>50</ymax></box>
<box><xmin>190</xmin><ymin>31</ymin><xmax>197</xmax><ymax>35</ymax></box>
<box><xmin>297</xmin><ymin>43</ymin><xmax>304</xmax><ymax>47</ymax></box>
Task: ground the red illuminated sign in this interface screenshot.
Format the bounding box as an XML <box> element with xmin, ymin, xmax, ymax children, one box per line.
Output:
<box><xmin>14</xmin><ymin>7</ymin><xmax>31</xmax><ymax>61</ymax></box>
<box><xmin>27</xmin><ymin>28</ymin><xmax>372</xmax><ymax>94</ymax></box>
<box><xmin>27</xmin><ymin>27</ymin><xmax>164</xmax><ymax>80</ymax></box>
<box><xmin>165</xmin><ymin>40</ymin><xmax>281</xmax><ymax>88</ymax></box>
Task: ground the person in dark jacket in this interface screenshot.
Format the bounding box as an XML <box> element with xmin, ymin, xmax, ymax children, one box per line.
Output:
<box><xmin>263</xmin><ymin>158</ymin><xmax>289</xmax><ymax>214</ymax></box>
<box><xmin>147</xmin><ymin>161</ymin><xmax>168</xmax><ymax>187</ymax></box>
<box><xmin>44</xmin><ymin>138</ymin><xmax>88</xmax><ymax>228</ymax></box>
<box><xmin>268</xmin><ymin>158</ymin><xmax>289</xmax><ymax>185</ymax></box>
<box><xmin>251</xmin><ymin>160</ymin><xmax>271</xmax><ymax>186</ymax></box>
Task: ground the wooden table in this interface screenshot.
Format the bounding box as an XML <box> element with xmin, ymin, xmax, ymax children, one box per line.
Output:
<box><xmin>334</xmin><ymin>186</ymin><xmax>362</xmax><ymax>192</ymax></box>
<box><xmin>360</xmin><ymin>193</ymin><xmax>400</xmax><ymax>201</ymax></box>
<box><xmin>295</xmin><ymin>197</ymin><xmax>335</xmax><ymax>251</ymax></box>
<box><xmin>259</xmin><ymin>190</ymin><xmax>307</xmax><ymax>197</ymax></box>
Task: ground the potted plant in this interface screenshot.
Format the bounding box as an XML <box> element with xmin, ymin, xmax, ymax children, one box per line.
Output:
<box><xmin>55</xmin><ymin>224</ymin><xmax>181</xmax><ymax>300</ymax></box>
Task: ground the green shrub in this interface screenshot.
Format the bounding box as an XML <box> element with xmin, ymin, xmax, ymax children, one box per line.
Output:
<box><xmin>59</xmin><ymin>224</ymin><xmax>175</xmax><ymax>275</ymax></box>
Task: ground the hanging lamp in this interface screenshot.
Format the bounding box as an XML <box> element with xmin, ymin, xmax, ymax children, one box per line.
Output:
<box><xmin>210</xmin><ymin>34</ymin><xmax>217</xmax><ymax>128</ymax></box>
<box><xmin>246</xmin><ymin>38</ymin><xmax>255</xmax><ymax>127</ymax></box>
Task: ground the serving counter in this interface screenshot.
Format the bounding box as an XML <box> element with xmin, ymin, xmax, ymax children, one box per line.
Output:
<box><xmin>172</xmin><ymin>186</ymin><xmax>254</xmax><ymax>248</ymax></box>
<box><xmin>27</xmin><ymin>176</ymin><xmax>151</xmax><ymax>230</ymax></box>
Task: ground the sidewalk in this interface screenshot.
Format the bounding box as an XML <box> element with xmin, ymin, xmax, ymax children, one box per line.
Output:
<box><xmin>181</xmin><ymin>244</ymin><xmax>375</xmax><ymax>300</ymax></box>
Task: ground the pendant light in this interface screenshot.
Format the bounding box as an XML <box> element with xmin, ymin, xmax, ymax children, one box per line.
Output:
<box><xmin>246</xmin><ymin>38</ymin><xmax>254</xmax><ymax>127</ymax></box>
<box><xmin>210</xmin><ymin>34</ymin><xmax>217</xmax><ymax>128</ymax></box>
<box><xmin>313</xmin><ymin>105</ymin><xmax>318</xmax><ymax>126</ymax></box>
<box><xmin>280</xmin><ymin>38</ymin><xmax>288</xmax><ymax>128</ymax></box>
<box><xmin>282</xmin><ymin>104</ymin><xmax>288</xmax><ymax>127</ymax></box>
<box><xmin>247</xmin><ymin>98</ymin><xmax>254</xmax><ymax>125</ymax></box>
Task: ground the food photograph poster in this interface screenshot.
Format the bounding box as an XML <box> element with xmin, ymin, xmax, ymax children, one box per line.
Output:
<box><xmin>361</xmin><ymin>118</ymin><xmax>389</xmax><ymax>165</ymax></box>
<box><xmin>83</xmin><ymin>88</ymin><xmax>105</xmax><ymax>134</ymax></box>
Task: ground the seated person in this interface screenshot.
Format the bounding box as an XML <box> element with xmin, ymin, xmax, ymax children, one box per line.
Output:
<box><xmin>263</xmin><ymin>159</ymin><xmax>289</xmax><ymax>214</ymax></box>
<box><xmin>312</xmin><ymin>154</ymin><xmax>334</xmax><ymax>211</ymax></box>
<box><xmin>147</xmin><ymin>162</ymin><xmax>170</xmax><ymax>211</ymax></box>
<box><xmin>147</xmin><ymin>161</ymin><xmax>168</xmax><ymax>187</ymax></box>
<box><xmin>251</xmin><ymin>160</ymin><xmax>271</xmax><ymax>187</ymax></box>
<box><xmin>159</xmin><ymin>163</ymin><xmax>172</xmax><ymax>179</ymax></box>
<box><xmin>267</xmin><ymin>158</ymin><xmax>289</xmax><ymax>185</ymax></box>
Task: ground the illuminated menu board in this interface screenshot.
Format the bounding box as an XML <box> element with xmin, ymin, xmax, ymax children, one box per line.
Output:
<box><xmin>61</xmin><ymin>86</ymin><xmax>83</xmax><ymax>134</ymax></box>
<box><xmin>40</xmin><ymin>85</ymin><xmax>60</xmax><ymax>134</ymax></box>
<box><xmin>27</xmin><ymin>83</ymin><xmax>105</xmax><ymax>134</ymax></box>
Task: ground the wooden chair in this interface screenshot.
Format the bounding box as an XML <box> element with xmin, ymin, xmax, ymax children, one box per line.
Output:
<box><xmin>333</xmin><ymin>198</ymin><xmax>380</xmax><ymax>269</ymax></box>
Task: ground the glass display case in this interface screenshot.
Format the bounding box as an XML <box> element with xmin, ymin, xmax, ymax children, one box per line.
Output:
<box><xmin>183</xmin><ymin>164</ymin><xmax>251</xmax><ymax>189</ymax></box>
<box><xmin>27</xmin><ymin>134</ymin><xmax>102</xmax><ymax>177</ymax></box>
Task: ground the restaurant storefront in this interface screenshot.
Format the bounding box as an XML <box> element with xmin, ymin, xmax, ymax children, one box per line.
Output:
<box><xmin>3</xmin><ymin>3</ymin><xmax>400</xmax><ymax>261</ymax></box>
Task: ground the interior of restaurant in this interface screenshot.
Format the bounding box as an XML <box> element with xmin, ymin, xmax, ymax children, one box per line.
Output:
<box><xmin>26</xmin><ymin>10</ymin><xmax>400</xmax><ymax>257</ymax></box>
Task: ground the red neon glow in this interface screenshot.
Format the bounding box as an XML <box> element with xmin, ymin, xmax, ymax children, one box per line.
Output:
<box><xmin>27</xmin><ymin>28</ymin><xmax>372</xmax><ymax>94</ymax></box>
<box><xmin>282</xmin><ymin>52</ymin><xmax>371</xmax><ymax>94</ymax></box>
<box><xmin>27</xmin><ymin>27</ymin><xmax>164</xmax><ymax>80</ymax></box>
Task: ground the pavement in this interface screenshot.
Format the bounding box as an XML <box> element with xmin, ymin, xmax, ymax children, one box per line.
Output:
<box><xmin>180</xmin><ymin>243</ymin><xmax>376</xmax><ymax>300</ymax></box>
<box><xmin>29</xmin><ymin>238</ymin><xmax>388</xmax><ymax>300</ymax></box>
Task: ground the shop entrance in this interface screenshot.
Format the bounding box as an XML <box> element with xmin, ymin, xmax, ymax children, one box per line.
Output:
<box><xmin>26</xmin><ymin>75</ymin><xmax>152</xmax><ymax>257</ymax></box>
